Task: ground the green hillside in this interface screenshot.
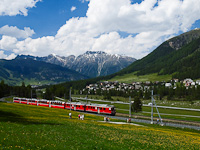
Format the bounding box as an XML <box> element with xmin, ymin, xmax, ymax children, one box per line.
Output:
<box><xmin>109</xmin><ymin>29</ymin><xmax>200</xmax><ymax>81</ymax></box>
<box><xmin>0</xmin><ymin>102</ymin><xmax>199</xmax><ymax>149</ymax></box>
<box><xmin>109</xmin><ymin>73</ymin><xmax>172</xmax><ymax>83</ymax></box>
<box><xmin>0</xmin><ymin>58</ymin><xmax>88</xmax><ymax>85</ymax></box>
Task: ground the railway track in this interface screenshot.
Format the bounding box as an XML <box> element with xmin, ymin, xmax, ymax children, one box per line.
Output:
<box><xmin>116</xmin><ymin>113</ymin><xmax>200</xmax><ymax>127</ymax></box>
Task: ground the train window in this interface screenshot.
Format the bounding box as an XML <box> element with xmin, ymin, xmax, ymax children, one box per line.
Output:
<box><xmin>100</xmin><ymin>108</ymin><xmax>102</xmax><ymax>110</ymax></box>
<box><xmin>103</xmin><ymin>108</ymin><xmax>105</xmax><ymax>110</ymax></box>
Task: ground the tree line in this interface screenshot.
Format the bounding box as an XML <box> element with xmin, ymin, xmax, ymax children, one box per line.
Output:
<box><xmin>0</xmin><ymin>80</ymin><xmax>36</xmax><ymax>99</ymax></box>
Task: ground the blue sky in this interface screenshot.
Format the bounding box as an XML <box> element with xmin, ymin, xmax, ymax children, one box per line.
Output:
<box><xmin>0</xmin><ymin>0</ymin><xmax>89</xmax><ymax>38</ymax></box>
<box><xmin>0</xmin><ymin>0</ymin><xmax>200</xmax><ymax>59</ymax></box>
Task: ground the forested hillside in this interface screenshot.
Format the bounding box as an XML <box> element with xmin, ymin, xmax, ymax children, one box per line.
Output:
<box><xmin>114</xmin><ymin>29</ymin><xmax>200</xmax><ymax>80</ymax></box>
<box><xmin>0</xmin><ymin>58</ymin><xmax>88</xmax><ymax>85</ymax></box>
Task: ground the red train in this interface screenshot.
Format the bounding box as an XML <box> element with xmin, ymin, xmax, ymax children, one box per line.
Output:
<box><xmin>13</xmin><ymin>97</ymin><xmax>116</xmax><ymax>116</ymax></box>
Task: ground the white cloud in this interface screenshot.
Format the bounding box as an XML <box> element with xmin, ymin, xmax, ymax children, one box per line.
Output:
<box><xmin>0</xmin><ymin>36</ymin><xmax>18</xmax><ymax>51</ymax></box>
<box><xmin>0</xmin><ymin>51</ymin><xmax>7</xmax><ymax>59</ymax></box>
<box><xmin>79</xmin><ymin>0</ymin><xmax>90</xmax><ymax>3</ymax></box>
<box><xmin>1</xmin><ymin>0</ymin><xmax>200</xmax><ymax>59</ymax></box>
<box><xmin>71</xmin><ymin>6</ymin><xmax>76</xmax><ymax>12</ymax></box>
<box><xmin>0</xmin><ymin>51</ymin><xmax>16</xmax><ymax>60</ymax></box>
<box><xmin>0</xmin><ymin>0</ymin><xmax>41</xmax><ymax>16</ymax></box>
<box><xmin>0</xmin><ymin>25</ymin><xmax>35</xmax><ymax>39</ymax></box>
<box><xmin>5</xmin><ymin>53</ymin><xmax>16</xmax><ymax>60</ymax></box>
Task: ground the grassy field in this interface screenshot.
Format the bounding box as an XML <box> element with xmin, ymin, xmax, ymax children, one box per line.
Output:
<box><xmin>108</xmin><ymin>72</ymin><xmax>172</xmax><ymax>83</ymax></box>
<box><xmin>0</xmin><ymin>102</ymin><xmax>200</xmax><ymax>149</ymax></box>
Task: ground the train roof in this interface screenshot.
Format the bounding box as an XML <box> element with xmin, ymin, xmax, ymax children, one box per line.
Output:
<box><xmin>66</xmin><ymin>102</ymin><xmax>86</xmax><ymax>105</ymax></box>
<box><xmin>66</xmin><ymin>102</ymin><xmax>114</xmax><ymax>108</ymax></box>
<box><xmin>86</xmin><ymin>103</ymin><xmax>115</xmax><ymax>108</ymax></box>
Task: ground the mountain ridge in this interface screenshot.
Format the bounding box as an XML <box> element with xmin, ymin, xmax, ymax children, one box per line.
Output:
<box><xmin>17</xmin><ymin>51</ymin><xmax>136</xmax><ymax>77</ymax></box>
<box><xmin>0</xmin><ymin>58</ymin><xmax>88</xmax><ymax>85</ymax></box>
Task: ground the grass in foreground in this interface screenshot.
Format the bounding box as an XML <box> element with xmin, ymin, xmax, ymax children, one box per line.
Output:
<box><xmin>0</xmin><ymin>102</ymin><xmax>200</xmax><ymax>150</ymax></box>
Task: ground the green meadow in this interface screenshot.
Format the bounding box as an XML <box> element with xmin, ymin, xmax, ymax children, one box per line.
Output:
<box><xmin>108</xmin><ymin>72</ymin><xmax>172</xmax><ymax>83</ymax></box>
<box><xmin>0</xmin><ymin>102</ymin><xmax>200</xmax><ymax>149</ymax></box>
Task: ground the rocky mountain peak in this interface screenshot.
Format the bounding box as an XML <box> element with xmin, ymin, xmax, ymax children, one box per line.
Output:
<box><xmin>168</xmin><ymin>29</ymin><xmax>200</xmax><ymax>50</ymax></box>
<box><xmin>85</xmin><ymin>51</ymin><xmax>106</xmax><ymax>55</ymax></box>
<box><xmin>16</xmin><ymin>51</ymin><xmax>136</xmax><ymax>78</ymax></box>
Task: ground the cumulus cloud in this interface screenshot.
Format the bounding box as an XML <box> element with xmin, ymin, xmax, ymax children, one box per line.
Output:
<box><xmin>1</xmin><ymin>0</ymin><xmax>200</xmax><ymax>59</ymax></box>
<box><xmin>0</xmin><ymin>36</ymin><xmax>18</xmax><ymax>51</ymax></box>
<box><xmin>0</xmin><ymin>0</ymin><xmax>41</xmax><ymax>16</ymax></box>
<box><xmin>0</xmin><ymin>51</ymin><xmax>16</xmax><ymax>60</ymax></box>
<box><xmin>0</xmin><ymin>51</ymin><xmax>7</xmax><ymax>58</ymax></box>
<box><xmin>0</xmin><ymin>25</ymin><xmax>35</xmax><ymax>39</ymax></box>
<box><xmin>71</xmin><ymin>6</ymin><xmax>76</xmax><ymax>12</ymax></box>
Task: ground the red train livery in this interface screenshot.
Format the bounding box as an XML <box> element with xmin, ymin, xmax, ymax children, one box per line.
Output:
<box><xmin>13</xmin><ymin>97</ymin><xmax>116</xmax><ymax>116</ymax></box>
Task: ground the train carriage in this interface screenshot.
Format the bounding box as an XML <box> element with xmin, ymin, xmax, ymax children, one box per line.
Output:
<box><xmin>65</xmin><ymin>102</ymin><xmax>76</xmax><ymax>110</ymax></box>
<box><xmin>20</xmin><ymin>98</ymin><xmax>28</xmax><ymax>104</ymax></box>
<box><xmin>87</xmin><ymin>104</ymin><xmax>116</xmax><ymax>116</ymax></box>
<box><xmin>37</xmin><ymin>100</ymin><xmax>49</xmax><ymax>107</ymax></box>
<box><xmin>13</xmin><ymin>97</ymin><xmax>21</xmax><ymax>103</ymax></box>
<box><xmin>85</xmin><ymin>104</ymin><xmax>98</xmax><ymax>113</ymax></box>
<box><xmin>51</xmin><ymin>101</ymin><xmax>65</xmax><ymax>109</ymax></box>
<box><xmin>72</xmin><ymin>102</ymin><xmax>86</xmax><ymax>111</ymax></box>
<box><xmin>30</xmin><ymin>99</ymin><xmax>38</xmax><ymax>105</ymax></box>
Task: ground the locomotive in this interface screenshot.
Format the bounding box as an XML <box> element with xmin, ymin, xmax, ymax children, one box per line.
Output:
<box><xmin>13</xmin><ymin>97</ymin><xmax>116</xmax><ymax>116</ymax></box>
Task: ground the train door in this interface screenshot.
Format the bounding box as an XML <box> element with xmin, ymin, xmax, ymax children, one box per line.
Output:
<box><xmin>74</xmin><ymin>105</ymin><xmax>76</xmax><ymax>111</ymax></box>
<box><xmin>98</xmin><ymin>107</ymin><xmax>100</xmax><ymax>114</ymax></box>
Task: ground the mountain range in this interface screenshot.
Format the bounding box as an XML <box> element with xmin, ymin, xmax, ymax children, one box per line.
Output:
<box><xmin>17</xmin><ymin>51</ymin><xmax>136</xmax><ymax>78</ymax></box>
<box><xmin>0</xmin><ymin>58</ymin><xmax>88</xmax><ymax>86</ymax></box>
<box><xmin>0</xmin><ymin>51</ymin><xmax>136</xmax><ymax>85</ymax></box>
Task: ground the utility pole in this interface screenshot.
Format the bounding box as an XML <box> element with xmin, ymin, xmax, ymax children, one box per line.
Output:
<box><xmin>151</xmin><ymin>90</ymin><xmax>164</xmax><ymax>126</ymax></box>
<box><xmin>151</xmin><ymin>90</ymin><xmax>154</xmax><ymax>124</ymax></box>
<box><xmin>129</xmin><ymin>96</ymin><xmax>131</xmax><ymax>118</ymax></box>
